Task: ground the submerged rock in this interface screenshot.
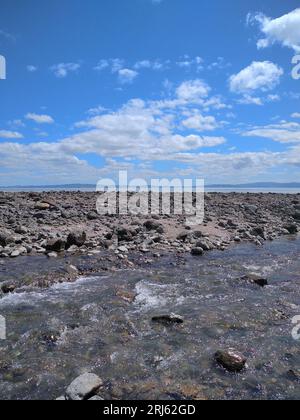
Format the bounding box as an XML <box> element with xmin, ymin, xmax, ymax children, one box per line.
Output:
<box><xmin>152</xmin><ymin>313</ymin><xmax>184</xmax><ymax>325</ymax></box>
<box><xmin>215</xmin><ymin>349</ymin><xmax>247</xmax><ymax>372</ymax></box>
<box><xmin>66</xmin><ymin>373</ymin><xmax>103</xmax><ymax>401</ymax></box>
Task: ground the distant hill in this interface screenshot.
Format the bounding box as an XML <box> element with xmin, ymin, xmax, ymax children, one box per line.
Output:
<box><xmin>1</xmin><ymin>182</ymin><xmax>300</xmax><ymax>190</ymax></box>
<box><xmin>206</xmin><ymin>182</ymin><xmax>300</xmax><ymax>188</ymax></box>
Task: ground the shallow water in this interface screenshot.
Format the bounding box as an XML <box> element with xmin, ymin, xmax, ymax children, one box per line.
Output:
<box><xmin>0</xmin><ymin>237</ymin><xmax>300</xmax><ymax>400</ymax></box>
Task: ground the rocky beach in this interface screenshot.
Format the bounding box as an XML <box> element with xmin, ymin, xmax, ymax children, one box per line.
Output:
<box><xmin>0</xmin><ymin>191</ymin><xmax>300</xmax><ymax>400</ymax></box>
<box><xmin>0</xmin><ymin>191</ymin><xmax>299</xmax><ymax>291</ymax></box>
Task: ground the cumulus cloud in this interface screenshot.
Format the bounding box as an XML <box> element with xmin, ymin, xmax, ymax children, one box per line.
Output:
<box><xmin>248</xmin><ymin>8</ymin><xmax>300</xmax><ymax>52</ymax></box>
<box><xmin>182</xmin><ymin>111</ymin><xmax>219</xmax><ymax>131</ymax></box>
<box><xmin>25</xmin><ymin>113</ymin><xmax>54</xmax><ymax>124</ymax></box>
<box><xmin>291</xmin><ymin>112</ymin><xmax>300</xmax><ymax>118</ymax></box>
<box><xmin>176</xmin><ymin>79</ymin><xmax>210</xmax><ymax>101</ymax></box>
<box><xmin>50</xmin><ymin>63</ymin><xmax>80</xmax><ymax>78</ymax></box>
<box><xmin>118</xmin><ymin>68</ymin><xmax>138</xmax><ymax>84</ymax></box>
<box><xmin>0</xmin><ymin>130</ymin><xmax>23</xmax><ymax>139</ymax></box>
<box><xmin>229</xmin><ymin>61</ymin><xmax>283</xmax><ymax>94</ymax></box>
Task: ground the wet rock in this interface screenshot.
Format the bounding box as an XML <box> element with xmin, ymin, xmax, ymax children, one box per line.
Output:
<box><xmin>66</xmin><ymin>231</ymin><xmax>87</xmax><ymax>248</ymax></box>
<box><xmin>66</xmin><ymin>373</ymin><xmax>103</xmax><ymax>401</ymax></box>
<box><xmin>215</xmin><ymin>349</ymin><xmax>247</xmax><ymax>372</ymax></box>
<box><xmin>152</xmin><ymin>313</ymin><xmax>184</xmax><ymax>325</ymax></box>
<box><xmin>241</xmin><ymin>274</ymin><xmax>268</xmax><ymax>287</ymax></box>
<box><xmin>66</xmin><ymin>265</ymin><xmax>79</xmax><ymax>276</ymax></box>
<box><xmin>287</xmin><ymin>369</ymin><xmax>300</xmax><ymax>382</ymax></box>
<box><xmin>191</xmin><ymin>247</ymin><xmax>204</xmax><ymax>256</ymax></box>
<box><xmin>284</xmin><ymin>224</ymin><xmax>298</xmax><ymax>234</ymax></box>
<box><xmin>1</xmin><ymin>284</ymin><xmax>16</xmax><ymax>294</ymax></box>
<box><xmin>46</xmin><ymin>238</ymin><xmax>66</xmax><ymax>252</ymax></box>
<box><xmin>88</xmin><ymin>396</ymin><xmax>104</xmax><ymax>401</ymax></box>
<box><xmin>56</xmin><ymin>396</ymin><xmax>66</xmax><ymax>401</ymax></box>
<box><xmin>47</xmin><ymin>252</ymin><xmax>58</xmax><ymax>258</ymax></box>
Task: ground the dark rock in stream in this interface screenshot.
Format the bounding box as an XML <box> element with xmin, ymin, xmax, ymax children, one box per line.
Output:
<box><xmin>1</xmin><ymin>283</ymin><xmax>16</xmax><ymax>294</ymax></box>
<box><xmin>215</xmin><ymin>349</ymin><xmax>247</xmax><ymax>373</ymax></box>
<box><xmin>152</xmin><ymin>314</ymin><xmax>184</xmax><ymax>325</ymax></box>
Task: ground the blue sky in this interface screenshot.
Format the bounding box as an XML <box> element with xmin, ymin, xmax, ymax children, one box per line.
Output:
<box><xmin>0</xmin><ymin>0</ymin><xmax>300</xmax><ymax>186</ymax></box>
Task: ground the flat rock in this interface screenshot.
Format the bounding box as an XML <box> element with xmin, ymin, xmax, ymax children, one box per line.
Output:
<box><xmin>66</xmin><ymin>373</ymin><xmax>103</xmax><ymax>401</ymax></box>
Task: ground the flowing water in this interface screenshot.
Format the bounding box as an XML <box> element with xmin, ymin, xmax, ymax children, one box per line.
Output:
<box><xmin>0</xmin><ymin>237</ymin><xmax>300</xmax><ymax>400</ymax></box>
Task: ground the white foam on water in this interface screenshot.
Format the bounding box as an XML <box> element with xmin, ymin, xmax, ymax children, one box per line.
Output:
<box><xmin>0</xmin><ymin>276</ymin><xmax>105</xmax><ymax>309</ymax></box>
<box><xmin>134</xmin><ymin>280</ymin><xmax>183</xmax><ymax>310</ymax></box>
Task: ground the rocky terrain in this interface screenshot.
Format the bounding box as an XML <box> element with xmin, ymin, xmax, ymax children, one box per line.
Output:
<box><xmin>0</xmin><ymin>191</ymin><xmax>299</xmax><ymax>292</ymax></box>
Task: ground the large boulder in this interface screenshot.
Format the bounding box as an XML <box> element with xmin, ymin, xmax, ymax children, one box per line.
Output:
<box><xmin>66</xmin><ymin>231</ymin><xmax>87</xmax><ymax>249</ymax></box>
<box><xmin>0</xmin><ymin>231</ymin><xmax>14</xmax><ymax>247</ymax></box>
<box><xmin>66</xmin><ymin>373</ymin><xmax>103</xmax><ymax>401</ymax></box>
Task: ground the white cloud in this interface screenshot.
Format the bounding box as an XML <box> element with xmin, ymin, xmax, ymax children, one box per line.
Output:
<box><xmin>0</xmin><ymin>130</ymin><xmax>23</xmax><ymax>139</ymax></box>
<box><xmin>134</xmin><ymin>60</ymin><xmax>167</xmax><ymax>71</ymax></box>
<box><xmin>243</xmin><ymin>121</ymin><xmax>300</xmax><ymax>144</ymax></box>
<box><xmin>94</xmin><ymin>59</ymin><xmax>110</xmax><ymax>71</ymax></box>
<box><xmin>26</xmin><ymin>65</ymin><xmax>38</xmax><ymax>73</ymax></box>
<box><xmin>229</xmin><ymin>61</ymin><xmax>283</xmax><ymax>94</ymax></box>
<box><xmin>118</xmin><ymin>68</ymin><xmax>138</xmax><ymax>84</ymax></box>
<box><xmin>176</xmin><ymin>79</ymin><xmax>210</xmax><ymax>101</ymax></box>
<box><xmin>248</xmin><ymin>8</ymin><xmax>300</xmax><ymax>52</ymax></box>
<box><xmin>25</xmin><ymin>113</ymin><xmax>54</xmax><ymax>124</ymax></box>
<box><xmin>182</xmin><ymin>111</ymin><xmax>219</xmax><ymax>131</ymax></box>
<box><xmin>291</xmin><ymin>112</ymin><xmax>300</xmax><ymax>118</ymax></box>
<box><xmin>50</xmin><ymin>63</ymin><xmax>80</xmax><ymax>78</ymax></box>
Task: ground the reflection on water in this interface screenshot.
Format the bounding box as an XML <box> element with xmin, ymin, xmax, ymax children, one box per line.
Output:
<box><xmin>0</xmin><ymin>237</ymin><xmax>300</xmax><ymax>400</ymax></box>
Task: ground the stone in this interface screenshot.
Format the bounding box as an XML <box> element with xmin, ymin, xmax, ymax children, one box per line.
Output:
<box><xmin>191</xmin><ymin>247</ymin><xmax>204</xmax><ymax>256</ymax></box>
<box><xmin>152</xmin><ymin>313</ymin><xmax>184</xmax><ymax>325</ymax></box>
<box><xmin>251</xmin><ymin>226</ymin><xmax>265</xmax><ymax>237</ymax></box>
<box><xmin>10</xmin><ymin>250</ymin><xmax>20</xmax><ymax>258</ymax></box>
<box><xmin>1</xmin><ymin>284</ymin><xmax>16</xmax><ymax>294</ymax></box>
<box><xmin>215</xmin><ymin>349</ymin><xmax>247</xmax><ymax>372</ymax></box>
<box><xmin>87</xmin><ymin>211</ymin><xmax>98</xmax><ymax>220</ymax></box>
<box><xmin>66</xmin><ymin>265</ymin><xmax>78</xmax><ymax>276</ymax></box>
<box><xmin>66</xmin><ymin>231</ymin><xmax>87</xmax><ymax>248</ymax></box>
<box><xmin>284</xmin><ymin>224</ymin><xmax>298</xmax><ymax>234</ymax></box>
<box><xmin>56</xmin><ymin>396</ymin><xmax>66</xmax><ymax>400</ymax></box>
<box><xmin>144</xmin><ymin>220</ymin><xmax>164</xmax><ymax>233</ymax></box>
<box><xmin>46</xmin><ymin>238</ymin><xmax>66</xmax><ymax>252</ymax></box>
<box><xmin>242</xmin><ymin>274</ymin><xmax>268</xmax><ymax>287</ymax></box>
<box><xmin>35</xmin><ymin>202</ymin><xmax>50</xmax><ymax>210</ymax></box>
<box><xmin>292</xmin><ymin>212</ymin><xmax>300</xmax><ymax>221</ymax></box>
<box><xmin>88</xmin><ymin>396</ymin><xmax>104</xmax><ymax>401</ymax></box>
<box><xmin>66</xmin><ymin>373</ymin><xmax>103</xmax><ymax>401</ymax></box>
<box><xmin>0</xmin><ymin>232</ymin><xmax>14</xmax><ymax>247</ymax></box>
<box><xmin>47</xmin><ymin>252</ymin><xmax>58</xmax><ymax>258</ymax></box>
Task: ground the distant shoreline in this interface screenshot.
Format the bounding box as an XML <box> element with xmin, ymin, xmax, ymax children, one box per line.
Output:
<box><xmin>1</xmin><ymin>185</ymin><xmax>300</xmax><ymax>194</ymax></box>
